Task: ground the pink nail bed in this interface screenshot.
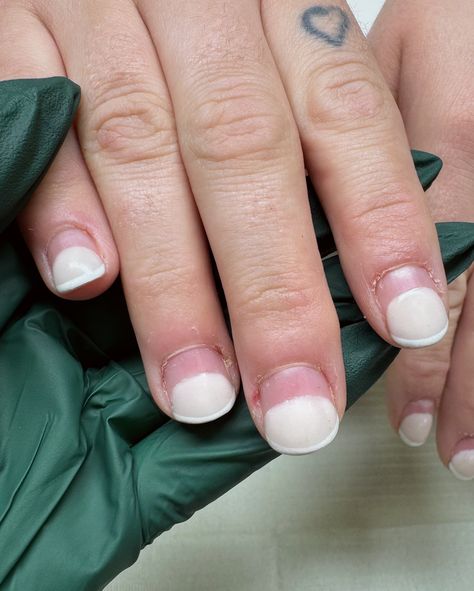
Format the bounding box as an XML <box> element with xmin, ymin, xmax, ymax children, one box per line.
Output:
<box><xmin>376</xmin><ymin>265</ymin><xmax>448</xmax><ymax>348</ymax></box>
<box><xmin>163</xmin><ymin>346</ymin><xmax>236</xmax><ymax>424</ymax></box>
<box><xmin>259</xmin><ymin>365</ymin><xmax>339</xmax><ymax>455</ymax></box>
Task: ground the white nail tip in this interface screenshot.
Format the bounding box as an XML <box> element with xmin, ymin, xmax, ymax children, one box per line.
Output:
<box><xmin>53</xmin><ymin>246</ymin><xmax>105</xmax><ymax>293</ymax></box>
<box><xmin>264</xmin><ymin>395</ymin><xmax>339</xmax><ymax>455</ymax></box>
<box><xmin>398</xmin><ymin>413</ymin><xmax>433</xmax><ymax>447</ymax></box>
<box><xmin>449</xmin><ymin>451</ymin><xmax>474</xmax><ymax>481</ymax></box>
<box><xmin>171</xmin><ymin>372</ymin><xmax>236</xmax><ymax>424</ymax></box>
<box><xmin>387</xmin><ymin>287</ymin><xmax>448</xmax><ymax>348</ymax></box>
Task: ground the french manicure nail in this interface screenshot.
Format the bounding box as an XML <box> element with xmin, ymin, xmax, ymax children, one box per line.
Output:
<box><xmin>48</xmin><ymin>228</ymin><xmax>105</xmax><ymax>293</ymax></box>
<box><xmin>53</xmin><ymin>247</ymin><xmax>105</xmax><ymax>292</ymax></box>
<box><xmin>377</xmin><ymin>265</ymin><xmax>448</xmax><ymax>348</ymax></box>
<box><xmin>399</xmin><ymin>414</ymin><xmax>433</xmax><ymax>449</ymax></box>
<box><xmin>398</xmin><ymin>399</ymin><xmax>434</xmax><ymax>447</ymax></box>
<box><xmin>164</xmin><ymin>346</ymin><xmax>236</xmax><ymax>424</ymax></box>
<box><xmin>260</xmin><ymin>365</ymin><xmax>339</xmax><ymax>455</ymax></box>
<box><xmin>449</xmin><ymin>440</ymin><xmax>474</xmax><ymax>481</ymax></box>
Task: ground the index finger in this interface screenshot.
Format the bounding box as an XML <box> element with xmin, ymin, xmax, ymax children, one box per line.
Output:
<box><xmin>263</xmin><ymin>1</ymin><xmax>449</xmax><ymax>348</ymax></box>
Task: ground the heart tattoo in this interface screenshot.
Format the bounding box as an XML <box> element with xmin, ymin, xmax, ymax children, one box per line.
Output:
<box><xmin>301</xmin><ymin>6</ymin><xmax>350</xmax><ymax>47</ymax></box>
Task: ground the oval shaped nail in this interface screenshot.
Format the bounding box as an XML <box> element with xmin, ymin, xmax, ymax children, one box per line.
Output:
<box><xmin>260</xmin><ymin>365</ymin><xmax>339</xmax><ymax>455</ymax></box>
<box><xmin>164</xmin><ymin>346</ymin><xmax>236</xmax><ymax>424</ymax></box>
<box><xmin>377</xmin><ymin>266</ymin><xmax>448</xmax><ymax>348</ymax></box>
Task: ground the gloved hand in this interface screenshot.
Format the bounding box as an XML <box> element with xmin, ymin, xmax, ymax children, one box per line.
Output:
<box><xmin>0</xmin><ymin>77</ymin><xmax>473</xmax><ymax>591</ymax></box>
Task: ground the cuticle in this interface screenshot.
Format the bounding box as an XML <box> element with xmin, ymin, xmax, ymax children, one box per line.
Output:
<box><xmin>160</xmin><ymin>342</ymin><xmax>233</xmax><ymax>384</ymax></box>
<box><xmin>44</xmin><ymin>224</ymin><xmax>96</xmax><ymax>255</ymax></box>
<box><xmin>371</xmin><ymin>262</ymin><xmax>445</xmax><ymax>316</ymax></box>
<box><xmin>254</xmin><ymin>363</ymin><xmax>338</xmax><ymax>409</ymax></box>
<box><xmin>371</xmin><ymin>261</ymin><xmax>432</xmax><ymax>293</ymax></box>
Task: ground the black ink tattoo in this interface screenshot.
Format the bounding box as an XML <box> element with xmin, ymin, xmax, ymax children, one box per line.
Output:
<box><xmin>301</xmin><ymin>6</ymin><xmax>350</xmax><ymax>47</ymax></box>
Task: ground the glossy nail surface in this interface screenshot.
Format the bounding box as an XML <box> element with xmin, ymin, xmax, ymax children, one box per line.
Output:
<box><xmin>53</xmin><ymin>246</ymin><xmax>105</xmax><ymax>292</ymax></box>
<box><xmin>377</xmin><ymin>265</ymin><xmax>448</xmax><ymax>348</ymax></box>
<box><xmin>260</xmin><ymin>365</ymin><xmax>339</xmax><ymax>455</ymax></box>
<box><xmin>164</xmin><ymin>346</ymin><xmax>236</xmax><ymax>424</ymax></box>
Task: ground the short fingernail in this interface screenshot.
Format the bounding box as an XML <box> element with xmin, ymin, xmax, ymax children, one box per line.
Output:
<box><xmin>449</xmin><ymin>439</ymin><xmax>474</xmax><ymax>481</ymax></box>
<box><xmin>398</xmin><ymin>400</ymin><xmax>434</xmax><ymax>447</ymax></box>
<box><xmin>48</xmin><ymin>228</ymin><xmax>105</xmax><ymax>293</ymax></box>
<box><xmin>164</xmin><ymin>346</ymin><xmax>236</xmax><ymax>424</ymax></box>
<box><xmin>377</xmin><ymin>265</ymin><xmax>448</xmax><ymax>348</ymax></box>
<box><xmin>260</xmin><ymin>365</ymin><xmax>339</xmax><ymax>455</ymax></box>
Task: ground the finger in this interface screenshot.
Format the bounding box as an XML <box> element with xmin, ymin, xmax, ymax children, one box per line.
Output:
<box><xmin>262</xmin><ymin>1</ymin><xmax>449</xmax><ymax>349</ymax></box>
<box><xmin>139</xmin><ymin>0</ymin><xmax>345</xmax><ymax>453</ymax></box>
<box><xmin>0</xmin><ymin>4</ymin><xmax>119</xmax><ymax>299</ymax></box>
<box><xmin>41</xmin><ymin>0</ymin><xmax>240</xmax><ymax>422</ymax></box>
<box><xmin>385</xmin><ymin>274</ymin><xmax>466</xmax><ymax>446</ymax></box>
<box><xmin>437</xmin><ymin>270</ymin><xmax>474</xmax><ymax>479</ymax></box>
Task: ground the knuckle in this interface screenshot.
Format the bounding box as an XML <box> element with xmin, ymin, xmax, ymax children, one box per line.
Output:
<box><xmin>402</xmin><ymin>350</ymin><xmax>451</xmax><ymax>390</ymax></box>
<box><xmin>127</xmin><ymin>259</ymin><xmax>198</xmax><ymax>305</ymax></box>
<box><xmin>305</xmin><ymin>55</ymin><xmax>387</xmax><ymax>129</ymax></box>
<box><xmin>234</xmin><ymin>268</ymin><xmax>319</xmax><ymax>323</ymax></box>
<box><xmin>86</xmin><ymin>76</ymin><xmax>177</xmax><ymax>164</ymax></box>
<box><xmin>184</xmin><ymin>82</ymin><xmax>290</xmax><ymax>164</ymax></box>
<box><xmin>346</xmin><ymin>184</ymin><xmax>421</xmax><ymax>230</ymax></box>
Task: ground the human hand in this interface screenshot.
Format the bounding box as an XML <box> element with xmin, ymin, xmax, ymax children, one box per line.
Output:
<box><xmin>2</xmin><ymin>77</ymin><xmax>473</xmax><ymax>588</ymax></box>
<box><xmin>369</xmin><ymin>0</ymin><xmax>474</xmax><ymax>478</ymax></box>
<box><xmin>0</xmin><ymin>1</ymin><xmax>450</xmax><ymax>454</ymax></box>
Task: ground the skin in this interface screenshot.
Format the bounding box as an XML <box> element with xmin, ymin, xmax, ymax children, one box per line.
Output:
<box><xmin>0</xmin><ymin>1</ymin><xmax>450</xmax><ymax>451</ymax></box>
<box><xmin>369</xmin><ymin>0</ymin><xmax>474</xmax><ymax>474</ymax></box>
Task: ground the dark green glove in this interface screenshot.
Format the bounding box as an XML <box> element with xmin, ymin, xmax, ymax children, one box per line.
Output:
<box><xmin>0</xmin><ymin>78</ymin><xmax>473</xmax><ymax>591</ymax></box>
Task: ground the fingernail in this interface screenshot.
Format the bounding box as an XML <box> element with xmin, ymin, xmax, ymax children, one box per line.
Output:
<box><xmin>398</xmin><ymin>400</ymin><xmax>434</xmax><ymax>447</ymax></box>
<box><xmin>377</xmin><ymin>265</ymin><xmax>448</xmax><ymax>348</ymax></box>
<box><xmin>48</xmin><ymin>228</ymin><xmax>105</xmax><ymax>293</ymax></box>
<box><xmin>260</xmin><ymin>365</ymin><xmax>339</xmax><ymax>455</ymax></box>
<box><xmin>449</xmin><ymin>439</ymin><xmax>474</xmax><ymax>481</ymax></box>
<box><xmin>163</xmin><ymin>346</ymin><xmax>236</xmax><ymax>424</ymax></box>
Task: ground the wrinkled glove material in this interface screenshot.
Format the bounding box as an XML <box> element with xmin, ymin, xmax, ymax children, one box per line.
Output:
<box><xmin>0</xmin><ymin>78</ymin><xmax>473</xmax><ymax>591</ymax></box>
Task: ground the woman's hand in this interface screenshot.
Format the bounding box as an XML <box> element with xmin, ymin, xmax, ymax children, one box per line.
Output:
<box><xmin>369</xmin><ymin>0</ymin><xmax>474</xmax><ymax>477</ymax></box>
<box><xmin>0</xmin><ymin>1</ymin><xmax>448</xmax><ymax>454</ymax></box>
